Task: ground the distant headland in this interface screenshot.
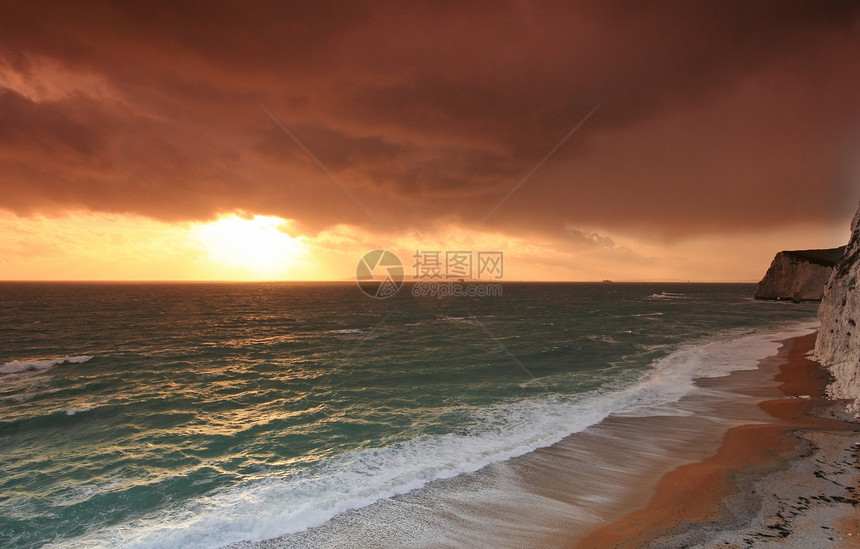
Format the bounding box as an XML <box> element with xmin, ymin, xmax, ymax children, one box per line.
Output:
<box><xmin>754</xmin><ymin>247</ymin><xmax>845</xmax><ymax>301</ymax></box>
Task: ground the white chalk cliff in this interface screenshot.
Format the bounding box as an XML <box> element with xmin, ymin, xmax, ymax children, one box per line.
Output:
<box><xmin>815</xmin><ymin>201</ymin><xmax>860</xmax><ymax>404</ymax></box>
<box><xmin>755</xmin><ymin>248</ymin><xmax>844</xmax><ymax>301</ymax></box>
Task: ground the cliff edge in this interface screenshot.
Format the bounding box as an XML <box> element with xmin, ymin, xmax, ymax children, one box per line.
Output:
<box><xmin>815</xmin><ymin>202</ymin><xmax>860</xmax><ymax>405</ymax></box>
<box><xmin>755</xmin><ymin>247</ymin><xmax>844</xmax><ymax>301</ymax></box>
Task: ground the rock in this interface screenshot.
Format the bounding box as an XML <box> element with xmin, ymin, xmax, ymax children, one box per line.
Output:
<box><xmin>754</xmin><ymin>247</ymin><xmax>845</xmax><ymax>301</ymax></box>
<box><xmin>815</xmin><ymin>201</ymin><xmax>860</xmax><ymax>405</ymax></box>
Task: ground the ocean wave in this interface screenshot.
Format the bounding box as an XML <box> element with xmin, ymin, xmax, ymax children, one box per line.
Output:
<box><xmin>649</xmin><ymin>292</ymin><xmax>687</xmax><ymax>299</ymax></box>
<box><xmin>615</xmin><ymin>321</ymin><xmax>819</xmax><ymax>415</ymax></box>
<box><xmin>51</xmin><ymin>321</ymin><xmax>818</xmax><ymax>549</ymax></box>
<box><xmin>53</xmin><ymin>478</ymin><xmax>127</xmax><ymax>507</ymax></box>
<box><xmin>64</xmin><ymin>406</ymin><xmax>97</xmax><ymax>416</ymax></box>
<box><xmin>0</xmin><ymin>355</ymin><xmax>93</xmax><ymax>375</ymax></box>
<box><xmin>586</xmin><ymin>335</ymin><xmax>618</xmax><ymax>344</ymax></box>
<box><xmin>327</xmin><ymin>328</ymin><xmax>377</xmax><ymax>341</ymax></box>
<box><xmin>48</xmin><ymin>393</ymin><xmax>620</xmax><ymax>549</ymax></box>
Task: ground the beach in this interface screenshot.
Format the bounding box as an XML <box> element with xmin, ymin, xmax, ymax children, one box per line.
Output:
<box><xmin>578</xmin><ymin>332</ymin><xmax>860</xmax><ymax>548</ymax></box>
<box><xmin>234</xmin><ymin>331</ymin><xmax>860</xmax><ymax>549</ymax></box>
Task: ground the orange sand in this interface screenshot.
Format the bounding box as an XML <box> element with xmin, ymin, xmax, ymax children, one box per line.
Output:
<box><xmin>576</xmin><ymin>332</ymin><xmax>859</xmax><ymax>548</ymax></box>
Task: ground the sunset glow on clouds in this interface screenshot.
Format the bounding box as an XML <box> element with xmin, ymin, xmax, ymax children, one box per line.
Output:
<box><xmin>1</xmin><ymin>1</ymin><xmax>859</xmax><ymax>281</ymax></box>
<box><xmin>0</xmin><ymin>210</ymin><xmax>847</xmax><ymax>282</ymax></box>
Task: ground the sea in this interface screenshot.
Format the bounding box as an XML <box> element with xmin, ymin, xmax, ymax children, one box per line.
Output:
<box><xmin>0</xmin><ymin>282</ymin><xmax>820</xmax><ymax>549</ymax></box>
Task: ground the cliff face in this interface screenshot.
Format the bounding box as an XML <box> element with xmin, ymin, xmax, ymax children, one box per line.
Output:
<box><xmin>815</xmin><ymin>203</ymin><xmax>860</xmax><ymax>404</ymax></box>
<box><xmin>754</xmin><ymin>247</ymin><xmax>844</xmax><ymax>301</ymax></box>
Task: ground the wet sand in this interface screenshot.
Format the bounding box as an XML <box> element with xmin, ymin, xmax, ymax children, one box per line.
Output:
<box><xmin>577</xmin><ymin>332</ymin><xmax>860</xmax><ymax>548</ymax></box>
<box><xmin>235</xmin><ymin>332</ymin><xmax>833</xmax><ymax>548</ymax></box>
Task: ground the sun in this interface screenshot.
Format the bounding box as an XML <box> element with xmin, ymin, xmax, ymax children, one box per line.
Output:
<box><xmin>191</xmin><ymin>214</ymin><xmax>307</xmax><ymax>279</ymax></box>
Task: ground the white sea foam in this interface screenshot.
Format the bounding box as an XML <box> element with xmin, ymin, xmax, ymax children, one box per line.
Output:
<box><xmin>649</xmin><ymin>291</ymin><xmax>687</xmax><ymax>299</ymax></box>
<box><xmin>586</xmin><ymin>335</ymin><xmax>618</xmax><ymax>344</ymax></box>
<box><xmin>327</xmin><ymin>328</ymin><xmax>376</xmax><ymax>341</ymax></box>
<box><xmin>52</xmin><ymin>322</ymin><xmax>818</xmax><ymax>549</ymax></box>
<box><xmin>0</xmin><ymin>355</ymin><xmax>93</xmax><ymax>375</ymax></box>
<box><xmin>53</xmin><ymin>478</ymin><xmax>127</xmax><ymax>506</ymax></box>
<box><xmin>614</xmin><ymin>321</ymin><xmax>818</xmax><ymax>416</ymax></box>
<box><xmin>64</xmin><ymin>406</ymin><xmax>97</xmax><ymax>416</ymax></box>
<box><xmin>51</xmin><ymin>395</ymin><xmax>619</xmax><ymax>549</ymax></box>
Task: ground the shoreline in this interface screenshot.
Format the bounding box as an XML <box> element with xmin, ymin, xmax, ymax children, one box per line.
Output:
<box><xmin>233</xmin><ymin>327</ymin><xmax>824</xmax><ymax>549</ymax></box>
<box><xmin>578</xmin><ymin>332</ymin><xmax>860</xmax><ymax>548</ymax></box>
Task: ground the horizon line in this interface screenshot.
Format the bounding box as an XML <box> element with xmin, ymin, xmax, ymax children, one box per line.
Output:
<box><xmin>0</xmin><ymin>279</ymin><xmax>760</xmax><ymax>284</ymax></box>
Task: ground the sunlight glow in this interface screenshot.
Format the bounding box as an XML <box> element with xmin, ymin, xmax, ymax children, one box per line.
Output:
<box><xmin>192</xmin><ymin>215</ymin><xmax>307</xmax><ymax>279</ymax></box>
<box><xmin>0</xmin><ymin>210</ymin><xmax>848</xmax><ymax>282</ymax></box>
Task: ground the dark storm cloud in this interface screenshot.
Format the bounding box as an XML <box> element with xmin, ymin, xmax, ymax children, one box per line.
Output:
<box><xmin>1</xmin><ymin>0</ymin><xmax>859</xmax><ymax>236</ymax></box>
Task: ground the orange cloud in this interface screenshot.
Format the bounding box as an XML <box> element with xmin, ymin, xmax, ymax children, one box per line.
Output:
<box><xmin>0</xmin><ymin>2</ymin><xmax>858</xmax><ymax>280</ymax></box>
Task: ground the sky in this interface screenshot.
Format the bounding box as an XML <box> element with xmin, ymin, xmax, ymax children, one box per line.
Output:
<box><xmin>1</xmin><ymin>0</ymin><xmax>859</xmax><ymax>281</ymax></box>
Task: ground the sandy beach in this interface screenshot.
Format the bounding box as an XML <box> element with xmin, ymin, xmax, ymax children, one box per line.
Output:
<box><xmin>228</xmin><ymin>327</ymin><xmax>857</xmax><ymax>549</ymax></box>
<box><xmin>578</xmin><ymin>332</ymin><xmax>860</xmax><ymax>548</ymax></box>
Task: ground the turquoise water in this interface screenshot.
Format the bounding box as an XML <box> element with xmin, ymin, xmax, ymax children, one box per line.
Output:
<box><xmin>0</xmin><ymin>282</ymin><xmax>818</xmax><ymax>548</ymax></box>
